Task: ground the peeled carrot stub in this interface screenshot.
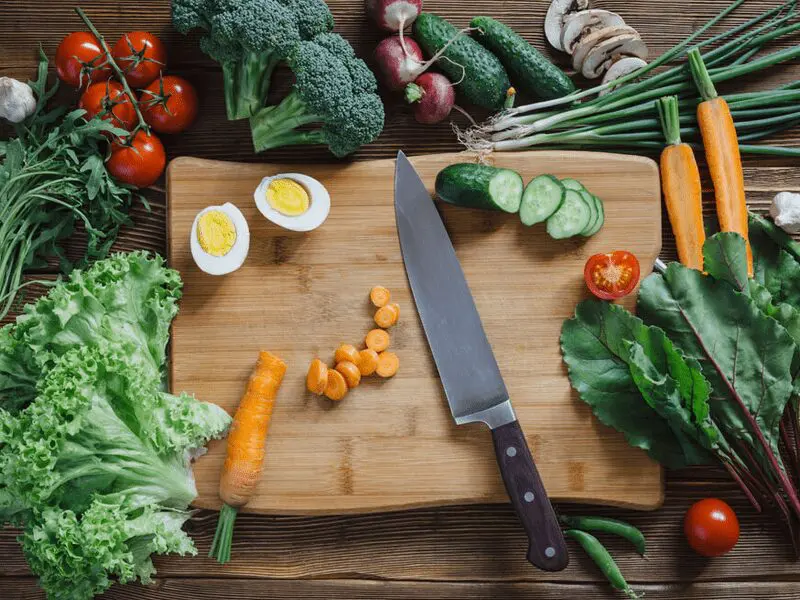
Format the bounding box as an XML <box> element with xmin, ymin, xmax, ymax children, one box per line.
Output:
<box><xmin>358</xmin><ymin>349</ymin><xmax>380</xmax><ymax>376</ymax></box>
<box><xmin>306</xmin><ymin>359</ymin><xmax>328</xmax><ymax>395</ymax></box>
<box><xmin>335</xmin><ymin>361</ymin><xmax>362</xmax><ymax>388</ymax></box>
<box><xmin>334</xmin><ymin>344</ymin><xmax>360</xmax><ymax>364</ymax></box>
<box><xmin>374</xmin><ymin>304</ymin><xmax>399</xmax><ymax>329</ymax></box>
<box><xmin>376</xmin><ymin>351</ymin><xmax>399</xmax><ymax>378</ymax></box>
<box><xmin>365</xmin><ymin>328</ymin><xmax>391</xmax><ymax>352</ymax></box>
<box><xmin>325</xmin><ymin>369</ymin><xmax>349</xmax><ymax>401</ymax></box>
<box><xmin>370</xmin><ymin>286</ymin><xmax>391</xmax><ymax>307</ymax></box>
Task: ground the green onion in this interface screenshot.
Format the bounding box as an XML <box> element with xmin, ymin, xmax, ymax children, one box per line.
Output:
<box><xmin>469</xmin><ymin>0</ymin><xmax>800</xmax><ymax>156</ymax></box>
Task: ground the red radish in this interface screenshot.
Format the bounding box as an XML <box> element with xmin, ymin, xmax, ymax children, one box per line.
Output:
<box><xmin>366</xmin><ymin>0</ymin><xmax>422</xmax><ymax>32</ymax></box>
<box><xmin>374</xmin><ymin>35</ymin><xmax>426</xmax><ymax>91</ymax></box>
<box><xmin>405</xmin><ymin>72</ymin><xmax>455</xmax><ymax>124</ymax></box>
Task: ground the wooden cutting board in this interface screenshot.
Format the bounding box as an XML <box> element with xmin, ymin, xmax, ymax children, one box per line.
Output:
<box><xmin>167</xmin><ymin>151</ymin><xmax>664</xmax><ymax>514</ymax></box>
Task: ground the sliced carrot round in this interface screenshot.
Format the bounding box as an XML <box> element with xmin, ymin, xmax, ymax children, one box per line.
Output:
<box><xmin>306</xmin><ymin>359</ymin><xmax>328</xmax><ymax>395</ymax></box>
<box><xmin>335</xmin><ymin>361</ymin><xmax>362</xmax><ymax>388</ymax></box>
<box><xmin>358</xmin><ymin>349</ymin><xmax>379</xmax><ymax>376</ymax></box>
<box><xmin>365</xmin><ymin>328</ymin><xmax>391</xmax><ymax>352</ymax></box>
<box><xmin>387</xmin><ymin>303</ymin><xmax>400</xmax><ymax>323</ymax></box>
<box><xmin>334</xmin><ymin>344</ymin><xmax>360</xmax><ymax>365</ymax></box>
<box><xmin>374</xmin><ymin>304</ymin><xmax>399</xmax><ymax>329</ymax></box>
<box><xmin>325</xmin><ymin>369</ymin><xmax>348</xmax><ymax>401</ymax></box>
<box><xmin>370</xmin><ymin>286</ymin><xmax>391</xmax><ymax>308</ymax></box>
<box><xmin>376</xmin><ymin>351</ymin><xmax>399</xmax><ymax>378</ymax></box>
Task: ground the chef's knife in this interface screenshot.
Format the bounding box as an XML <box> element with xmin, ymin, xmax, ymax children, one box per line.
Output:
<box><xmin>394</xmin><ymin>151</ymin><xmax>568</xmax><ymax>572</ymax></box>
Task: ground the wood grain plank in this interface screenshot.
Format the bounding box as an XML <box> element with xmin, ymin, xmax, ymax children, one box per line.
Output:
<box><xmin>4</xmin><ymin>577</ymin><xmax>800</xmax><ymax>600</ymax></box>
<box><xmin>1</xmin><ymin>481</ymin><xmax>797</xmax><ymax>582</ymax></box>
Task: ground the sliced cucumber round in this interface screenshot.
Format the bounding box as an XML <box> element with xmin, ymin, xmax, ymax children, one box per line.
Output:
<box><xmin>560</xmin><ymin>178</ymin><xmax>586</xmax><ymax>193</ymax></box>
<box><xmin>584</xmin><ymin>195</ymin><xmax>606</xmax><ymax>236</ymax></box>
<box><xmin>579</xmin><ymin>190</ymin><xmax>599</xmax><ymax>235</ymax></box>
<box><xmin>546</xmin><ymin>189</ymin><xmax>591</xmax><ymax>239</ymax></box>
<box><xmin>520</xmin><ymin>175</ymin><xmax>565</xmax><ymax>226</ymax></box>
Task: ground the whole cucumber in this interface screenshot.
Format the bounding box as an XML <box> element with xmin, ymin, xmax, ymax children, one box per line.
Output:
<box><xmin>471</xmin><ymin>16</ymin><xmax>576</xmax><ymax>100</ymax></box>
<box><xmin>435</xmin><ymin>163</ymin><xmax>523</xmax><ymax>213</ymax></box>
<box><xmin>413</xmin><ymin>13</ymin><xmax>511</xmax><ymax>111</ymax></box>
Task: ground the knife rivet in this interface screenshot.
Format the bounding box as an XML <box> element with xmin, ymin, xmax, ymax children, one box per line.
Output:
<box><xmin>505</xmin><ymin>446</ymin><xmax>517</xmax><ymax>457</ymax></box>
<box><xmin>524</xmin><ymin>491</ymin><xmax>534</xmax><ymax>503</ymax></box>
<box><xmin>545</xmin><ymin>547</ymin><xmax>556</xmax><ymax>558</ymax></box>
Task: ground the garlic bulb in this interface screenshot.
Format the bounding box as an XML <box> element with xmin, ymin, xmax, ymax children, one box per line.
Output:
<box><xmin>770</xmin><ymin>191</ymin><xmax>800</xmax><ymax>234</ymax></box>
<box><xmin>0</xmin><ymin>77</ymin><xmax>36</xmax><ymax>123</ymax></box>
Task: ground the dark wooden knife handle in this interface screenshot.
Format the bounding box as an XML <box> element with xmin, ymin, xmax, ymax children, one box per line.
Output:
<box><xmin>491</xmin><ymin>419</ymin><xmax>569</xmax><ymax>572</ymax></box>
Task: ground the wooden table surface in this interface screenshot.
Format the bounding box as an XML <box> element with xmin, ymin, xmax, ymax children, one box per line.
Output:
<box><xmin>2</xmin><ymin>1</ymin><xmax>800</xmax><ymax>598</ymax></box>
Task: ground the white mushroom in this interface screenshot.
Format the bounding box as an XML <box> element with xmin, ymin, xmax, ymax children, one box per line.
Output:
<box><xmin>581</xmin><ymin>34</ymin><xmax>648</xmax><ymax>79</ymax></box>
<box><xmin>544</xmin><ymin>0</ymin><xmax>590</xmax><ymax>51</ymax></box>
<box><xmin>770</xmin><ymin>192</ymin><xmax>800</xmax><ymax>234</ymax></box>
<box><xmin>560</xmin><ymin>10</ymin><xmax>626</xmax><ymax>55</ymax></box>
<box><xmin>571</xmin><ymin>25</ymin><xmax>638</xmax><ymax>74</ymax></box>
<box><xmin>599</xmin><ymin>56</ymin><xmax>648</xmax><ymax>94</ymax></box>
<box><xmin>0</xmin><ymin>77</ymin><xmax>35</xmax><ymax>123</ymax></box>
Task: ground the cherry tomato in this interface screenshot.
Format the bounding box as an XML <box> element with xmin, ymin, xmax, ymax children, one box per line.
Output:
<box><xmin>55</xmin><ymin>31</ymin><xmax>111</xmax><ymax>88</ymax></box>
<box><xmin>584</xmin><ymin>250</ymin><xmax>641</xmax><ymax>300</ymax></box>
<box><xmin>140</xmin><ymin>75</ymin><xmax>199</xmax><ymax>134</ymax></box>
<box><xmin>112</xmin><ymin>31</ymin><xmax>167</xmax><ymax>88</ymax></box>
<box><xmin>684</xmin><ymin>498</ymin><xmax>740</xmax><ymax>557</ymax></box>
<box><xmin>107</xmin><ymin>130</ymin><xmax>166</xmax><ymax>188</ymax></box>
<box><xmin>79</xmin><ymin>80</ymin><xmax>136</xmax><ymax>130</ymax></box>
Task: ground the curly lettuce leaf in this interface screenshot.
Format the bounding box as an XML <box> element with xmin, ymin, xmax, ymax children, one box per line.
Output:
<box><xmin>21</xmin><ymin>495</ymin><xmax>195</xmax><ymax>600</ymax></box>
<box><xmin>1</xmin><ymin>251</ymin><xmax>182</xmax><ymax>403</ymax></box>
<box><xmin>561</xmin><ymin>300</ymin><xmax>714</xmax><ymax>468</ymax></box>
<box><xmin>0</xmin><ymin>344</ymin><xmax>229</xmax><ymax>514</ymax></box>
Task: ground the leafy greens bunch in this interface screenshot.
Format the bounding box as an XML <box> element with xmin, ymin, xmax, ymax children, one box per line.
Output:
<box><xmin>172</xmin><ymin>0</ymin><xmax>385</xmax><ymax>157</ymax></box>
<box><xmin>561</xmin><ymin>215</ymin><xmax>800</xmax><ymax>550</ymax></box>
<box><xmin>0</xmin><ymin>52</ymin><xmax>139</xmax><ymax>322</ymax></box>
<box><xmin>0</xmin><ymin>251</ymin><xmax>231</xmax><ymax>600</ymax></box>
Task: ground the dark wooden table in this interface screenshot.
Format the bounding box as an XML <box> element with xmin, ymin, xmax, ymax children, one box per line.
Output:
<box><xmin>2</xmin><ymin>1</ymin><xmax>800</xmax><ymax>598</ymax></box>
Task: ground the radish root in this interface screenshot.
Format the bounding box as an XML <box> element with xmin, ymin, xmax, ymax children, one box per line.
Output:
<box><xmin>401</xmin><ymin>26</ymin><xmax>478</xmax><ymax>76</ymax></box>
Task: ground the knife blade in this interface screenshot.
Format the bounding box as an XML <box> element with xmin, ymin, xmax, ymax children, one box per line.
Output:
<box><xmin>394</xmin><ymin>151</ymin><xmax>568</xmax><ymax>572</ymax></box>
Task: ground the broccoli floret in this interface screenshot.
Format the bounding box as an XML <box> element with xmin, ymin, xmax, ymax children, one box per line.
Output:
<box><xmin>278</xmin><ymin>0</ymin><xmax>335</xmax><ymax>39</ymax></box>
<box><xmin>172</xmin><ymin>0</ymin><xmax>334</xmax><ymax>120</ymax></box>
<box><xmin>249</xmin><ymin>34</ymin><xmax>385</xmax><ymax>157</ymax></box>
<box><xmin>312</xmin><ymin>32</ymin><xmax>378</xmax><ymax>93</ymax></box>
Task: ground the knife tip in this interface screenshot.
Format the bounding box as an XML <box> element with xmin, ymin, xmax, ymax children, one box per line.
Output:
<box><xmin>396</xmin><ymin>149</ymin><xmax>407</xmax><ymax>160</ymax></box>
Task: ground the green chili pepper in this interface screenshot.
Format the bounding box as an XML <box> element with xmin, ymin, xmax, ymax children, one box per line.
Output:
<box><xmin>565</xmin><ymin>529</ymin><xmax>641</xmax><ymax>599</ymax></box>
<box><xmin>560</xmin><ymin>515</ymin><xmax>647</xmax><ymax>556</ymax></box>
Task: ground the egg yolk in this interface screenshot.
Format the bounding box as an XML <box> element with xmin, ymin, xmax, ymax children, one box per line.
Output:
<box><xmin>197</xmin><ymin>210</ymin><xmax>236</xmax><ymax>256</ymax></box>
<box><xmin>267</xmin><ymin>178</ymin><xmax>310</xmax><ymax>216</ymax></box>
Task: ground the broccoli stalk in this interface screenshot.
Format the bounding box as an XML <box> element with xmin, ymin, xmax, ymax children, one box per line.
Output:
<box><xmin>218</xmin><ymin>48</ymin><xmax>282</xmax><ymax>120</ymax></box>
<box><xmin>249</xmin><ymin>34</ymin><xmax>385</xmax><ymax>157</ymax></box>
<box><xmin>249</xmin><ymin>91</ymin><xmax>325</xmax><ymax>151</ymax></box>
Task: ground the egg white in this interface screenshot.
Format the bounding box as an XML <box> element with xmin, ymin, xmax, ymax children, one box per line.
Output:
<box><xmin>190</xmin><ymin>202</ymin><xmax>250</xmax><ymax>275</ymax></box>
<box><xmin>254</xmin><ymin>173</ymin><xmax>331</xmax><ymax>232</ymax></box>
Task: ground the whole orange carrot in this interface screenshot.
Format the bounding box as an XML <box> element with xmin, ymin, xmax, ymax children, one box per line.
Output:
<box><xmin>656</xmin><ymin>95</ymin><xmax>706</xmax><ymax>271</ymax></box>
<box><xmin>209</xmin><ymin>350</ymin><xmax>287</xmax><ymax>564</ymax></box>
<box><xmin>688</xmin><ymin>48</ymin><xmax>753</xmax><ymax>275</ymax></box>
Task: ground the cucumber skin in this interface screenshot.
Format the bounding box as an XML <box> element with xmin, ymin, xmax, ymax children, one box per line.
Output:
<box><xmin>413</xmin><ymin>13</ymin><xmax>511</xmax><ymax>110</ymax></box>
<box><xmin>435</xmin><ymin>163</ymin><xmax>519</xmax><ymax>212</ymax></box>
<box><xmin>471</xmin><ymin>16</ymin><xmax>575</xmax><ymax>100</ymax></box>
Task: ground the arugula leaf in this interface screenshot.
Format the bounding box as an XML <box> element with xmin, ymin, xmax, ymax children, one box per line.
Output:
<box><xmin>637</xmin><ymin>262</ymin><xmax>795</xmax><ymax>465</ymax></box>
<box><xmin>561</xmin><ymin>300</ymin><xmax>713</xmax><ymax>467</ymax></box>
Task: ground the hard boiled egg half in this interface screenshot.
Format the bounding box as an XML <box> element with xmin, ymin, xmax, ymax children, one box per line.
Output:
<box><xmin>254</xmin><ymin>173</ymin><xmax>330</xmax><ymax>232</ymax></box>
<box><xmin>190</xmin><ymin>203</ymin><xmax>250</xmax><ymax>275</ymax></box>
